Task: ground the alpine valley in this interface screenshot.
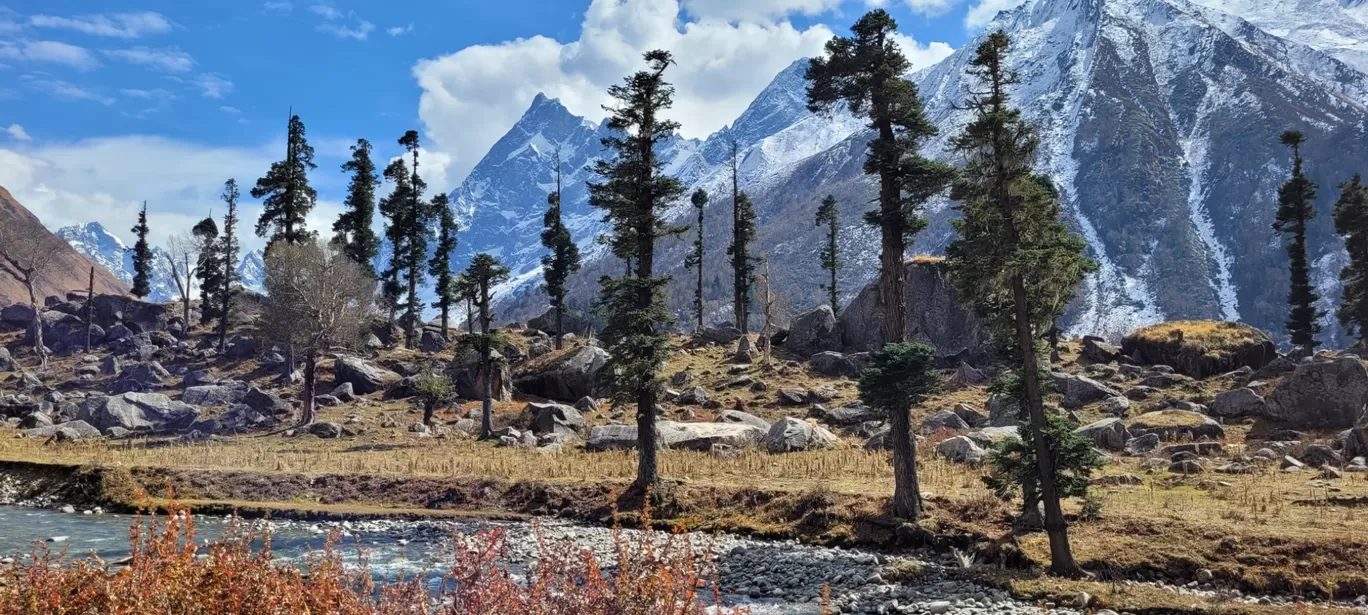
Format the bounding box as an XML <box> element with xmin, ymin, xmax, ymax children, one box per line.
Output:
<box><xmin>451</xmin><ymin>0</ymin><xmax>1368</xmax><ymax>347</ymax></box>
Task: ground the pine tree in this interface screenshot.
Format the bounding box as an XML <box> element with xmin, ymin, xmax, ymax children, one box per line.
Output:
<box><xmin>217</xmin><ymin>179</ymin><xmax>241</xmax><ymax>353</ymax></box>
<box><xmin>129</xmin><ymin>201</ymin><xmax>153</xmax><ymax>299</ymax></box>
<box><xmin>859</xmin><ymin>343</ymin><xmax>940</xmax><ymax>507</ymax></box>
<box><xmin>334</xmin><ymin>138</ymin><xmax>381</xmax><ymax>275</ymax></box>
<box><xmin>252</xmin><ymin>113</ymin><xmax>318</xmax><ymax>245</ymax></box>
<box><xmin>587</xmin><ymin>50</ymin><xmax>688</xmax><ymax>497</ymax></box>
<box><xmin>815</xmin><ymin>194</ymin><xmax>841</xmax><ymax>312</ymax></box>
<box><xmin>456</xmin><ymin>271</ymin><xmax>476</xmax><ymax>335</ymax></box>
<box><xmin>1275</xmin><ymin>130</ymin><xmax>1323</xmax><ymax>350</ymax></box>
<box><xmin>192</xmin><ymin>217</ymin><xmax>223</xmax><ymax>326</ymax></box>
<box><xmin>943</xmin><ymin>30</ymin><xmax>1098</xmax><ymax>576</ymax></box>
<box><xmin>462</xmin><ymin>253</ymin><xmax>510</xmax><ymax>439</ymax></box>
<box><xmin>726</xmin><ymin>140</ymin><xmax>757</xmax><ymax>336</ymax></box>
<box><xmin>806</xmin><ymin>8</ymin><xmax>954</xmax><ymax>521</ymax></box>
<box><xmin>684</xmin><ymin>188</ymin><xmax>708</xmax><ymax>332</ymax></box>
<box><xmin>1335</xmin><ymin>174</ymin><xmax>1368</xmax><ymax>343</ymax></box>
<box><xmin>540</xmin><ymin>154</ymin><xmax>582</xmax><ymax>350</ymax></box>
<box><xmin>379</xmin><ymin>130</ymin><xmax>432</xmax><ymax>349</ymax></box>
<box><xmin>430</xmin><ymin>193</ymin><xmax>459</xmax><ymax>338</ymax></box>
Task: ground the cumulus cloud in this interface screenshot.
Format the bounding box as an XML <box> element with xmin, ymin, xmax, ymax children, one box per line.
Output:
<box><xmin>28</xmin><ymin>12</ymin><xmax>172</xmax><ymax>39</ymax></box>
<box><xmin>415</xmin><ymin>0</ymin><xmax>849</xmax><ymax>184</ymax></box>
<box><xmin>964</xmin><ymin>0</ymin><xmax>1023</xmax><ymax>29</ymax></box>
<box><xmin>890</xmin><ymin>32</ymin><xmax>955</xmax><ymax>71</ymax></box>
<box><xmin>678</xmin><ymin>0</ymin><xmax>842</xmax><ymax>21</ymax></box>
<box><xmin>193</xmin><ymin>73</ymin><xmax>234</xmax><ymax>98</ymax></box>
<box><xmin>308</xmin><ymin>3</ymin><xmax>344</xmax><ymax>20</ymax></box>
<box><xmin>5</xmin><ymin>124</ymin><xmax>31</xmax><ymax>141</ymax></box>
<box><xmin>103</xmin><ymin>46</ymin><xmax>194</xmax><ymax>72</ymax></box>
<box><xmin>0</xmin><ymin>40</ymin><xmax>101</xmax><ymax>71</ymax></box>
<box><xmin>318</xmin><ymin>20</ymin><xmax>375</xmax><ymax>40</ymax></box>
<box><xmin>0</xmin><ymin>137</ymin><xmax>276</xmax><ymax>252</ymax></box>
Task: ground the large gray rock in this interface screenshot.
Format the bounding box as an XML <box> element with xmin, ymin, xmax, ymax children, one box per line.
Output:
<box><xmin>694</xmin><ymin>325</ymin><xmax>741</xmax><ymax>345</ymax></box>
<box><xmin>521</xmin><ymin>402</ymin><xmax>586</xmax><ymax>437</ymax></box>
<box><xmin>511</xmin><ymin>344</ymin><xmax>607</xmax><ymax>402</ymax></box>
<box><xmin>23</xmin><ymin>420</ymin><xmax>102</xmax><ymax>440</ymax></box>
<box><xmin>987</xmin><ymin>394</ymin><xmax>1019</xmax><ymax>427</ymax></box>
<box><xmin>527</xmin><ymin>308</ymin><xmax>593</xmax><ymax>337</ymax></box>
<box><xmin>818</xmin><ymin>404</ymin><xmax>875</xmax><ymax>427</ymax></box>
<box><xmin>243</xmin><ymin>387</ymin><xmax>291</xmax><ymax>416</ymax></box>
<box><xmin>0</xmin><ymin>347</ymin><xmax>12</xmax><ymax>371</ymax></box>
<box><xmin>838</xmin><ymin>259</ymin><xmax>989</xmax><ymax>365</ymax></box>
<box><xmin>1130</xmin><ymin>410</ymin><xmax>1225</xmax><ymax>441</ymax></box>
<box><xmin>333</xmin><ymin>356</ymin><xmax>402</xmax><ymax>395</ymax></box>
<box><xmin>785</xmin><ymin>306</ymin><xmax>842</xmax><ymax>356</ymax></box>
<box><xmin>1053</xmin><ymin>372</ymin><xmax>1123</xmax><ymax>409</ymax></box>
<box><xmin>920</xmin><ymin>410</ymin><xmax>970</xmax><ymax>433</ymax></box>
<box><xmin>1210</xmin><ymin>387</ymin><xmax>1266</xmax><ymax>418</ymax></box>
<box><xmin>1075</xmin><ymin>417</ymin><xmax>1130</xmax><ymax>451</ymax></box>
<box><xmin>450</xmin><ymin>348</ymin><xmax>514</xmax><ymax>401</ymax></box>
<box><xmin>716</xmin><ymin>410</ymin><xmax>771</xmax><ymax>430</ymax></box>
<box><xmin>936</xmin><ymin>435</ymin><xmax>988</xmax><ymax>464</ymax></box>
<box><xmin>77</xmin><ymin>393</ymin><xmax>198</xmax><ymax>432</ymax></box>
<box><xmin>809</xmin><ymin>351</ymin><xmax>863</xmax><ymax>379</ymax></box>
<box><xmin>182</xmin><ymin>382</ymin><xmax>247</xmax><ymax>406</ymax></box>
<box><xmin>420</xmin><ymin>330</ymin><xmax>448</xmax><ymax>353</ymax></box>
<box><xmin>0</xmin><ymin>303</ymin><xmax>35</xmax><ymax>327</ymax></box>
<box><xmin>1265</xmin><ymin>357</ymin><xmax>1368</xmax><ymax>428</ymax></box>
<box><xmin>762</xmin><ymin>417</ymin><xmax>837</xmax><ymax>453</ymax></box>
<box><xmin>585</xmin><ymin>421</ymin><xmax>765</xmax><ymax>452</ymax></box>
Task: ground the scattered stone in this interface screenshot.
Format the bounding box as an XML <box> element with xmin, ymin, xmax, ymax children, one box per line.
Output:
<box><xmin>1099</xmin><ymin>396</ymin><xmax>1131</xmax><ymax>416</ymax></box>
<box><xmin>776</xmin><ymin>388</ymin><xmax>808</xmax><ymax>406</ymax></box>
<box><xmin>920</xmin><ymin>410</ymin><xmax>969</xmax><ymax>433</ymax></box>
<box><xmin>1052</xmin><ymin>372</ymin><xmax>1122</xmax><ymax>409</ymax></box>
<box><xmin>333</xmin><ymin>356</ymin><xmax>402</xmax><ymax>395</ymax></box>
<box><xmin>1169</xmin><ymin>459</ymin><xmax>1206</xmax><ymax>474</ymax></box>
<box><xmin>1075</xmin><ymin>417</ymin><xmax>1130</xmax><ymax>451</ymax></box>
<box><xmin>784</xmin><ymin>306</ymin><xmax>842</xmax><ymax>356</ymax></box>
<box><xmin>1081</xmin><ymin>337</ymin><xmax>1121</xmax><ymax>363</ymax></box>
<box><xmin>676</xmin><ymin>386</ymin><xmax>710</xmax><ymax>405</ymax></box>
<box><xmin>809</xmin><ymin>351</ymin><xmax>862</xmax><ymax>379</ymax></box>
<box><xmin>950</xmin><ymin>361</ymin><xmax>987</xmax><ymax>387</ymax></box>
<box><xmin>1129</xmin><ymin>410</ymin><xmax>1225</xmax><ymax>441</ymax></box>
<box><xmin>952</xmin><ymin>403</ymin><xmax>988</xmax><ymax>428</ymax></box>
<box><xmin>936</xmin><ymin>436</ymin><xmax>987</xmax><ymax>464</ymax></box>
<box><xmin>762</xmin><ymin>417</ymin><xmax>837</xmax><ymax>453</ymax></box>
<box><xmin>1265</xmin><ymin>357</ymin><xmax>1368</xmax><ymax>428</ymax></box>
<box><xmin>1210</xmin><ymin>387</ymin><xmax>1266</xmax><ymax>418</ymax></box>
<box><xmin>522</xmin><ymin>402</ymin><xmax>586</xmax><ymax>438</ymax></box>
<box><xmin>1123</xmin><ymin>433</ymin><xmax>1161</xmax><ymax>456</ymax></box>
<box><xmin>716</xmin><ymin>410</ymin><xmax>771</xmax><ymax>431</ymax></box>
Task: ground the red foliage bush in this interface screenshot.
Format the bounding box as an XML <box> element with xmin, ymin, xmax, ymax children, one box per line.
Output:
<box><xmin>0</xmin><ymin>502</ymin><xmax>744</xmax><ymax>615</ymax></box>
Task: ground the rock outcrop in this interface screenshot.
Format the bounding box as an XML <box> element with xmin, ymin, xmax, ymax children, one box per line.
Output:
<box><xmin>512</xmin><ymin>344</ymin><xmax>607</xmax><ymax>402</ymax></box>
<box><xmin>1120</xmin><ymin>321</ymin><xmax>1276</xmax><ymax>379</ymax></box>
<box><xmin>837</xmin><ymin>259</ymin><xmax>988</xmax><ymax>365</ymax></box>
<box><xmin>1265</xmin><ymin>357</ymin><xmax>1368</xmax><ymax>428</ymax></box>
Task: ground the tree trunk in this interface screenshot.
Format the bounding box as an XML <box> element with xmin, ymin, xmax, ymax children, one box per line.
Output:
<box><xmin>636</xmin><ymin>385</ymin><xmax>659</xmax><ymax>495</ymax></box>
<box><xmin>889</xmin><ymin>406</ymin><xmax>922</xmax><ymax>519</ymax></box>
<box><xmin>441</xmin><ymin>304</ymin><xmax>449</xmax><ymax>340</ymax></box>
<box><xmin>478</xmin><ymin>281</ymin><xmax>494</xmax><ymax>440</ymax></box>
<box><xmin>1012</xmin><ymin>275</ymin><xmax>1083</xmax><ymax>576</ymax></box>
<box><xmin>26</xmin><ymin>281</ymin><xmax>45</xmax><ymax>367</ymax></box>
<box><xmin>424</xmin><ymin>400</ymin><xmax>436</xmax><ymax>427</ymax></box>
<box><xmin>299</xmin><ymin>352</ymin><xmax>317</xmax><ymax>426</ymax></box>
<box><xmin>85</xmin><ymin>268</ymin><xmax>94</xmax><ymax>352</ymax></box>
<box><xmin>876</xmin><ymin>120</ymin><xmax>906</xmax><ymax>345</ymax></box>
<box><xmin>554</xmin><ymin>305</ymin><xmax>564</xmax><ymax>350</ymax></box>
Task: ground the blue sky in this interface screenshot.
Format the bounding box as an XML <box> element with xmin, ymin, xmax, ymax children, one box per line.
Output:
<box><xmin>0</xmin><ymin>0</ymin><xmax>1012</xmax><ymax>253</ymax></box>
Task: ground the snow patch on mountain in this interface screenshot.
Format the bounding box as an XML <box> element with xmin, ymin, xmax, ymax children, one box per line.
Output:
<box><xmin>58</xmin><ymin>222</ymin><xmax>268</xmax><ymax>301</ymax></box>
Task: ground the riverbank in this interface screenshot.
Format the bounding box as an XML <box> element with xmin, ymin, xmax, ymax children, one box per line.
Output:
<box><xmin>0</xmin><ymin>458</ymin><xmax>1364</xmax><ymax>615</ymax></box>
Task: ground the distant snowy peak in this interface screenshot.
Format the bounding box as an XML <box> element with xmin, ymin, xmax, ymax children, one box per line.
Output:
<box><xmin>237</xmin><ymin>249</ymin><xmax>266</xmax><ymax>295</ymax></box>
<box><xmin>58</xmin><ymin>222</ymin><xmax>268</xmax><ymax>301</ymax></box>
<box><xmin>1186</xmin><ymin>0</ymin><xmax>1368</xmax><ymax>73</ymax></box>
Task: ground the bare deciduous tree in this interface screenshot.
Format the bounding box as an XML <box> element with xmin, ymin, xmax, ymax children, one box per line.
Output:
<box><xmin>165</xmin><ymin>233</ymin><xmax>211</xmax><ymax>333</ymax></box>
<box><xmin>0</xmin><ymin>217</ymin><xmax>56</xmax><ymax>366</ymax></box>
<box><xmin>261</xmin><ymin>240</ymin><xmax>376</xmax><ymax>426</ymax></box>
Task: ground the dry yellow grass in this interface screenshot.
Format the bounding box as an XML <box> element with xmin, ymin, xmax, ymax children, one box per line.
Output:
<box><xmin>1126</xmin><ymin>321</ymin><xmax>1267</xmax><ymax>354</ymax></box>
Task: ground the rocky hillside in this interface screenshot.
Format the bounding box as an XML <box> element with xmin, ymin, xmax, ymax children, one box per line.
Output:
<box><xmin>456</xmin><ymin>0</ymin><xmax>1368</xmax><ymax>349</ymax></box>
<box><xmin>0</xmin><ymin>187</ymin><xmax>127</xmax><ymax>306</ymax></box>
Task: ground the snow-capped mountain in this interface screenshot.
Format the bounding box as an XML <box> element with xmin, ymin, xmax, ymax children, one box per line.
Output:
<box><xmin>56</xmin><ymin>222</ymin><xmax>179</xmax><ymax>303</ymax></box>
<box><xmin>457</xmin><ymin>0</ymin><xmax>1368</xmax><ymax>346</ymax></box>
<box><xmin>57</xmin><ymin>222</ymin><xmax>268</xmax><ymax>301</ymax></box>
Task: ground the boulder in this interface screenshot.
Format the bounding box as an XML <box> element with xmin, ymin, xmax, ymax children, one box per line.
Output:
<box><xmin>574</xmin><ymin>396</ymin><xmax>599</xmax><ymax>412</ymax></box>
<box><xmin>676</xmin><ymin>386</ymin><xmax>710</xmax><ymax>405</ymax></box>
<box><xmin>243</xmin><ymin>387</ymin><xmax>291</xmax><ymax>416</ymax></box>
<box><xmin>1120</xmin><ymin>321</ymin><xmax>1276</xmax><ymax>378</ymax></box>
<box><xmin>937</xmin><ymin>436</ymin><xmax>988</xmax><ymax>464</ymax></box>
<box><xmin>1139</xmin><ymin>372</ymin><xmax>1195</xmax><ymax>388</ymax></box>
<box><xmin>809</xmin><ymin>351</ymin><xmax>863</xmax><ymax>379</ymax></box>
<box><xmin>24</xmin><ymin>420</ymin><xmax>102</xmax><ymax>440</ymax></box>
<box><xmin>99</xmin><ymin>355</ymin><xmax>120</xmax><ymax>376</ymax></box>
<box><xmin>0</xmin><ymin>303</ymin><xmax>35</xmax><ymax>327</ymax></box>
<box><xmin>818</xmin><ymin>404</ymin><xmax>875</xmax><ymax>427</ymax></box>
<box><xmin>1053</xmin><ymin>373</ymin><xmax>1122</xmax><ymax>409</ymax></box>
<box><xmin>921</xmin><ymin>410</ymin><xmax>970</xmax><ymax>433</ymax></box>
<box><xmin>511</xmin><ymin>345</ymin><xmax>605</xmax><ymax>402</ymax></box>
<box><xmin>1210</xmin><ymin>387</ymin><xmax>1266</xmax><ymax>418</ymax></box>
<box><xmin>1300</xmin><ymin>443</ymin><xmax>1343</xmax><ymax>468</ymax></box>
<box><xmin>762</xmin><ymin>417</ymin><xmax>838</xmax><ymax>453</ymax></box>
<box><xmin>838</xmin><ymin>258</ymin><xmax>989</xmax><ymax>365</ymax></box>
<box><xmin>1251</xmin><ymin>355</ymin><xmax>1298</xmax><ymax>381</ymax></box>
<box><xmin>1264</xmin><ymin>357</ymin><xmax>1368</xmax><ymax>428</ymax></box>
<box><xmin>333</xmin><ymin>356</ymin><xmax>402</xmax><ymax>395</ymax></box>
<box><xmin>776</xmin><ymin>388</ymin><xmax>809</xmax><ymax>406</ymax></box>
<box><xmin>952</xmin><ymin>403</ymin><xmax>988</xmax><ymax>428</ymax></box>
<box><xmin>1129</xmin><ymin>410</ymin><xmax>1225</xmax><ymax>441</ymax></box>
<box><xmin>716</xmin><ymin>410</ymin><xmax>771</xmax><ymax>430</ymax></box>
<box><xmin>1075</xmin><ymin>417</ymin><xmax>1130</xmax><ymax>451</ymax></box>
<box><xmin>77</xmin><ymin>393</ymin><xmax>198</xmax><ymax>432</ymax></box>
<box><xmin>0</xmin><ymin>347</ymin><xmax>12</xmax><ymax>372</ymax></box>
<box><xmin>331</xmin><ymin>382</ymin><xmax>356</xmax><ymax>402</ymax></box>
<box><xmin>521</xmin><ymin>402</ymin><xmax>586</xmax><ymax>437</ymax></box>
<box><xmin>1124</xmin><ymin>433</ymin><xmax>1161</xmax><ymax>455</ymax></box>
<box><xmin>19</xmin><ymin>412</ymin><xmax>53</xmax><ymax>429</ymax></box>
<box><xmin>526</xmin><ymin>308</ymin><xmax>593</xmax><ymax>337</ymax></box>
<box><xmin>306</xmin><ymin>422</ymin><xmax>345</xmax><ymax>439</ymax></box>
<box><xmin>1081</xmin><ymin>337</ymin><xmax>1121</xmax><ymax>364</ymax></box>
<box><xmin>182</xmin><ymin>383</ymin><xmax>247</xmax><ymax>406</ymax></box>
<box><xmin>1345</xmin><ymin>423</ymin><xmax>1368</xmax><ymax>460</ymax></box>
<box><xmin>950</xmin><ymin>362</ymin><xmax>987</xmax><ymax>387</ymax></box>
<box><xmin>785</xmin><ymin>306</ymin><xmax>841</xmax><ymax>356</ymax></box>
<box><xmin>585</xmin><ymin>421</ymin><xmax>765</xmax><ymax>452</ymax></box>
<box><xmin>1099</xmin><ymin>396</ymin><xmax>1131</xmax><ymax>416</ymax></box>
<box><xmin>182</xmin><ymin>370</ymin><xmax>219</xmax><ymax>388</ymax></box>
<box><xmin>420</xmin><ymin>330</ymin><xmax>448</xmax><ymax>353</ymax></box>
<box><xmin>694</xmin><ymin>325</ymin><xmax>741</xmax><ymax>345</ymax></box>
<box><xmin>987</xmin><ymin>394</ymin><xmax>1019</xmax><ymax>427</ymax></box>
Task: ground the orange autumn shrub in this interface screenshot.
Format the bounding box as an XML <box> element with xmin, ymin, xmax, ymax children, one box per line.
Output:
<box><xmin>0</xmin><ymin>503</ymin><xmax>741</xmax><ymax>615</ymax></box>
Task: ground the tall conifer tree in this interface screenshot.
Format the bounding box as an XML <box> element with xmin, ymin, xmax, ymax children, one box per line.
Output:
<box><xmin>192</xmin><ymin>217</ymin><xmax>222</xmax><ymax>325</ymax></box>
<box><xmin>1274</xmin><ymin>130</ymin><xmax>1323</xmax><ymax>350</ymax></box>
<box><xmin>1334</xmin><ymin>173</ymin><xmax>1368</xmax><ymax>343</ymax></box>
<box><xmin>217</xmin><ymin>179</ymin><xmax>241</xmax><ymax>352</ymax></box>
<box><xmin>379</xmin><ymin>130</ymin><xmax>432</xmax><ymax>348</ymax></box>
<box><xmin>806</xmin><ymin>9</ymin><xmax>954</xmax><ymax>521</ymax></box>
<box><xmin>252</xmin><ymin>114</ymin><xmax>317</xmax><ymax>245</ymax></box>
<box><xmin>540</xmin><ymin>154</ymin><xmax>582</xmax><ymax>350</ymax></box>
<box><xmin>684</xmin><ymin>188</ymin><xmax>708</xmax><ymax>331</ymax></box>
<box><xmin>463</xmin><ymin>253</ymin><xmax>509</xmax><ymax>439</ymax></box>
<box><xmin>727</xmin><ymin>140</ymin><xmax>757</xmax><ymax>336</ymax></box>
<box><xmin>334</xmin><ymin>138</ymin><xmax>380</xmax><ymax>274</ymax></box>
<box><xmin>943</xmin><ymin>31</ymin><xmax>1097</xmax><ymax>576</ymax></box>
<box><xmin>430</xmin><ymin>194</ymin><xmax>459</xmax><ymax>338</ymax></box>
<box><xmin>816</xmin><ymin>194</ymin><xmax>841</xmax><ymax>312</ymax></box>
<box><xmin>587</xmin><ymin>50</ymin><xmax>687</xmax><ymax>497</ymax></box>
<box><xmin>129</xmin><ymin>201</ymin><xmax>153</xmax><ymax>299</ymax></box>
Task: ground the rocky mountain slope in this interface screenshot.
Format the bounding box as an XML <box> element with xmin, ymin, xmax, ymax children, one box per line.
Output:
<box><xmin>0</xmin><ymin>188</ymin><xmax>127</xmax><ymax>305</ymax></box>
<box><xmin>453</xmin><ymin>0</ymin><xmax>1368</xmax><ymax>348</ymax></box>
<box><xmin>57</xmin><ymin>222</ymin><xmax>267</xmax><ymax>300</ymax></box>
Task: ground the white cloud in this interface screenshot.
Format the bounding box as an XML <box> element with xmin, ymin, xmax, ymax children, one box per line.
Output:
<box><xmin>309</xmin><ymin>3</ymin><xmax>345</xmax><ymax>20</ymax></box>
<box><xmin>193</xmin><ymin>73</ymin><xmax>234</xmax><ymax>98</ymax></box>
<box><xmin>264</xmin><ymin>1</ymin><xmax>294</xmax><ymax>13</ymax></box>
<box><xmin>898</xmin><ymin>0</ymin><xmax>967</xmax><ymax>16</ymax></box>
<box><xmin>318</xmin><ymin>20</ymin><xmax>375</xmax><ymax>40</ymax></box>
<box><xmin>28</xmin><ymin>12</ymin><xmax>172</xmax><ymax>39</ymax></box>
<box><xmin>0</xmin><ymin>137</ymin><xmax>277</xmax><ymax>254</ymax></box>
<box><xmin>21</xmin><ymin>75</ymin><xmax>115</xmax><ymax>104</ymax></box>
<box><xmin>219</xmin><ymin>105</ymin><xmax>241</xmax><ymax>114</ymax></box>
<box><xmin>965</xmin><ymin>0</ymin><xmax>1023</xmax><ymax>29</ymax></box>
<box><xmin>414</xmin><ymin>0</ymin><xmax>841</xmax><ymax>184</ymax></box>
<box><xmin>5</xmin><ymin>124</ymin><xmax>31</xmax><ymax>141</ymax></box>
<box><xmin>0</xmin><ymin>40</ymin><xmax>102</xmax><ymax>71</ymax></box>
<box><xmin>890</xmin><ymin>32</ymin><xmax>956</xmax><ymax>71</ymax></box>
<box><xmin>103</xmin><ymin>47</ymin><xmax>194</xmax><ymax>72</ymax></box>
<box><xmin>678</xmin><ymin>0</ymin><xmax>842</xmax><ymax>21</ymax></box>
<box><xmin>387</xmin><ymin>23</ymin><xmax>414</xmax><ymax>36</ymax></box>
